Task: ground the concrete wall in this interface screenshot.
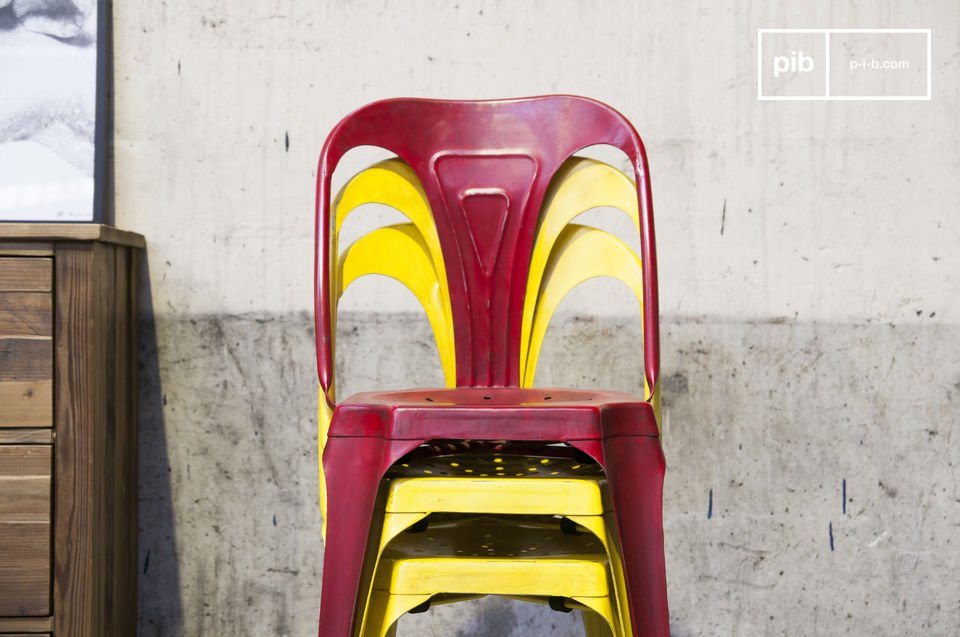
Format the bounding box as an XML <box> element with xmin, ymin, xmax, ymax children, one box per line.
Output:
<box><xmin>114</xmin><ymin>1</ymin><xmax>960</xmax><ymax>635</ymax></box>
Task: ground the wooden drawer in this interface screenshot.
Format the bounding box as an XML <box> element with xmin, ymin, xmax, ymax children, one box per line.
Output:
<box><xmin>1</xmin><ymin>227</ymin><xmax>143</xmax><ymax>636</ymax></box>
<box><xmin>0</xmin><ymin>257</ymin><xmax>53</xmax><ymax>428</ymax></box>
<box><xmin>0</xmin><ymin>445</ymin><xmax>52</xmax><ymax>616</ymax></box>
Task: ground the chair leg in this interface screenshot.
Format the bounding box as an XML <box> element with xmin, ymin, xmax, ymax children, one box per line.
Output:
<box><xmin>581</xmin><ymin>607</ymin><xmax>616</xmax><ymax>637</ymax></box>
<box><xmin>318</xmin><ymin>436</ymin><xmax>386</xmax><ymax>637</ymax></box>
<box><xmin>602</xmin><ymin>435</ymin><xmax>669</xmax><ymax>637</ymax></box>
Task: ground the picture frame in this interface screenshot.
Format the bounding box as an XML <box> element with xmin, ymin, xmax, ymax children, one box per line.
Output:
<box><xmin>0</xmin><ymin>0</ymin><xmax>111</xmax><ymax>223</ymax></box>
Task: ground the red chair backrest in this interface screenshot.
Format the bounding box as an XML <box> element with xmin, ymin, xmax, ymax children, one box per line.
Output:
<box><xmin>316</xmin><ymin>96</ymin><xmax>659</xmax><ymax>391</ymax></box>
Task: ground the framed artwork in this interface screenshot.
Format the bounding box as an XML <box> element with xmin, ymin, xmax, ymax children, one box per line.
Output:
<box><xmin>0</xmin><ymin>0</ymin><xmax>109</xmax><ymax>222</ymax></box>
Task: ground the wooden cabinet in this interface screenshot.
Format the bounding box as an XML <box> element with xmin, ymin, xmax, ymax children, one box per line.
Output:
<box><xmin>0</xmin><ymin>225</ymin><xmax>143</xmax><ymax>637</ymax></box>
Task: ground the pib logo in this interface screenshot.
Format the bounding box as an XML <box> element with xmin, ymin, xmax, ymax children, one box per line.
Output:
<box><xmin>759</xmin><ymin>31</ymin><xmax>827</xmax><ymax>97</ymax></box>
<box><xmin>773</xmin><ymin>50</ymin><xmax>815</xmax><ymax>78</ymax></box>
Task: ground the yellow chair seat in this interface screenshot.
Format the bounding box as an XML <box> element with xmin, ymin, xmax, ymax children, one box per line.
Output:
<box><xmin>384</xmin><ymin>442</ymin><xmax>604</xmax><ymax>480</ymax></box>
<box><xmin>363</xmin><ymin>516</ymin><xmax>618</xmax><ymax>636</ymax></box>
<box><xmin>357</xmin><ymin>485</ymin><xmax>633</xmax><ymax>637</ymax></box>
<box><xmin>385</xmin><ymin>478</ymin><xmax>605</xmax><ymax>517</ymax></box>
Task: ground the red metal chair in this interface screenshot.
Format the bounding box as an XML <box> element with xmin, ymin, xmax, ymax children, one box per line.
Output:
<box><xmin>315</xmin><ymin>96</ymin><xmax>667</xmax><ymax>636</ymax></box>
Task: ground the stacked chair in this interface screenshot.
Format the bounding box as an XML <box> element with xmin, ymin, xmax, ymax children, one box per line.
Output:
<box><xmin>314</xmin><ymin>96</ymin><xmax>668</xmax><ymax>636</ymax></box>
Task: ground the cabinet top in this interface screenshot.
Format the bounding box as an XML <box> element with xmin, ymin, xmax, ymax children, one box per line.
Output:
<box><xmin>0</xmin><ymin>224</ymin><xmax>145</xmax><ymax>248</ymax></box>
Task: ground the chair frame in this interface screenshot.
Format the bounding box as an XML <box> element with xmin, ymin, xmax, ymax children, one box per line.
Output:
<box><xmin>314</xmin><ymin>96</ymin><xmax>667</xmax><ymax>637</ymax></box>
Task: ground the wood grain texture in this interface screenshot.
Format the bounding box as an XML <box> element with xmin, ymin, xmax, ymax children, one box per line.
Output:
<box><xmin>0</xmin><ymin>445</ymin><xmax>51</xmax><ymax>617</ymax></box>
<box><xmin>52</xmin><ymin>241</ymin><xmax>141</xmax><ymax>637</ymax></box>
<box><xmin>91</xmin><ymin>241</ymin><xmax>114</xmax><ymax>637</ymax></box>
<box><xmin>0</xmin><ymin>380</ymin><xmax>53</xmax><ymax>427</ymax></box>
<box><xmin>0</xmin><ymin>241</ymin><xmax>54</xmax><ymax>256</ymax></box>
<box><xmin>53</xmin><ymin>242</ymin><xmax>98</xmax><ymax>636</ymax></box>
<box><xmin>110</xmin><ymin>245</ymin><xmax>139</xmax><ymax>634</ymax></box>
<box><xmin>0</xmin><ymin>428</ymin><xmax>54</xmax><ymax>444</ymax></box>
<box><xmin>0</xmin><ymin>337</ymin><xmax>53</xmax><ymax>380</ymax></box>
<box><xmin>0</xmin><ymin>224</ymin><xmax>144</xmax><ymax>249</ymax></box>
<box><xmin>0</xmin><ymin>444</ymin><xmax>51</xmax><ymax>477</ymax></box>
<box><xmin>0</xmin><ymin>229</ymin><xmax>142</xmax><ymax>635</ymax></box>
<box><xmin>0</xmin><ymin>616</ymin><xmax>53</xmax><ymax>632</ymax></box>
<box><xmin>0</xmin><ymin>258</ymin><xmax>52</xmax><ymax>292</ymax></box>
<box><xmin>0</xmin><ymin>292</ymin><xmax>53</xmax><ymax>337</ymax></box>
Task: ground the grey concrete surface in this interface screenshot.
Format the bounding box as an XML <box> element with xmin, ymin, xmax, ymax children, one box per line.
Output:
<box><xmin>113</xmin><ymin>0</ymin><xmax>960</xmax><ymax>325</ymax></box>
<box><xmin>138</xmin><ymin>310</ymin><xmax>960</xmax><ymax>636</ymax></box>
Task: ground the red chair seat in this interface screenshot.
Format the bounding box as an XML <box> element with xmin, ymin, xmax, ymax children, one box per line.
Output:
<box><xmin>332</xmin><ymin>387</ymin><xmax>659</xmax><ymax>445</ymax></box>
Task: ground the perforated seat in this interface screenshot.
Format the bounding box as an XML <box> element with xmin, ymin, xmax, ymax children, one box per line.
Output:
<box><xmin>362</xmin><ymin>516</ymin><xmax>621</xmax><ymax>636</ymax></box>
<box><xmin>382</xmin><ymin>514</ymin><xmax>605</xmax><ymax>559</ymax></box>
<box><xmin>386</xmin><ymin>439</ymin><xmax>603</xmax><ymax>478</ymax></box>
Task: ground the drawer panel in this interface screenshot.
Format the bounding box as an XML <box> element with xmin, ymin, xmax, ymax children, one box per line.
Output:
<box><xmin>0</xmin><ymin>292</ymin><xmax>51</xmax><ymax>337</ymax></box>
<box><xmin>0</xmin><ymin>445</ymin><xmax>52</xmax><ymax>617</ymax></box>
<box><xmin>0</xmin><ymin>338</ymin><xmax>52</xmax><ymax>380</ymax></box>
<box><xmin>0</xmin><ymin>260</ymin><xmax>53</xmax><ymax>428</ymax></box>
<box><xmin>0</xmin><ymin>258</ymin><xmax>52</xmax><ymax>292</ymax></box>
<box><xmin>0</xmin><ymin>381</ymin><xmax>52</xmax><ymax>427</ymax></box>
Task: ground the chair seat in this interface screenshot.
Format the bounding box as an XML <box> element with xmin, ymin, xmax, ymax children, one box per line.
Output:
<box><xmin>331</xmin><ymin>387</ymin><xmax>659</xmax><ymax>440</ymax></box>
<box><xmin>364</xmin><ymin>516</ymin><xmax>620</xmax><ymax>635</ymax></box>
<box><xmin>386</xmin><ymin>441</ymin><xmax>605</xmax><ymax>478</ymax></box>
<box><xmin>375</xmin><ymin>515</ymin><xmax>609</xmax><ymax>595</ymax></box>
<box><xmin>383</xmin><ymin>478</ymin><xmax>608</xmax><ymax>515</ymax></box>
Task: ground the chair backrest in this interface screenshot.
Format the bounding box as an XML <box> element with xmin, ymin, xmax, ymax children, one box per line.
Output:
<box><xmin>315</xmin><ymin>95</ymin><xmax>659</xmax><ymax>392</ymax></box>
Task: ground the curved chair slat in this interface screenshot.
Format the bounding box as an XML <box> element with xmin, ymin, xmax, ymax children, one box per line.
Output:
<box><xmin>522</xmin><ymin>225</ymin><xmax>645</xmax><ymax>398</ymax></box>
<box><xmin>337</xmin><ymin>223</ymin><xmax>456</xmax><ymax>386</ymax></box>
<box><xmin>333</xmin><ymin>158</ymin><xmax>455</xmax><ymax>364</ymax></box>
<box><xmin>520</xmin><ymin>158</ymin><xmax>640</xmax><ymax>379</ymax></box>
<box><xmin>320</xmin><ymin>223</ymin><xmax>457</xmax><ymax>535</ymax></box>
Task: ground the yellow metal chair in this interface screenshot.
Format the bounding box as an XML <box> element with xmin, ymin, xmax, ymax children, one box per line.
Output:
<box><xmin>322</xmin><ymin>155</ymin><xmax>649</xmax><ymax>635</ymax></box>
<box><xmin>363</xmin><ymin>515</ymin><xmax>618</xmax><ymax>636</ymax></box>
